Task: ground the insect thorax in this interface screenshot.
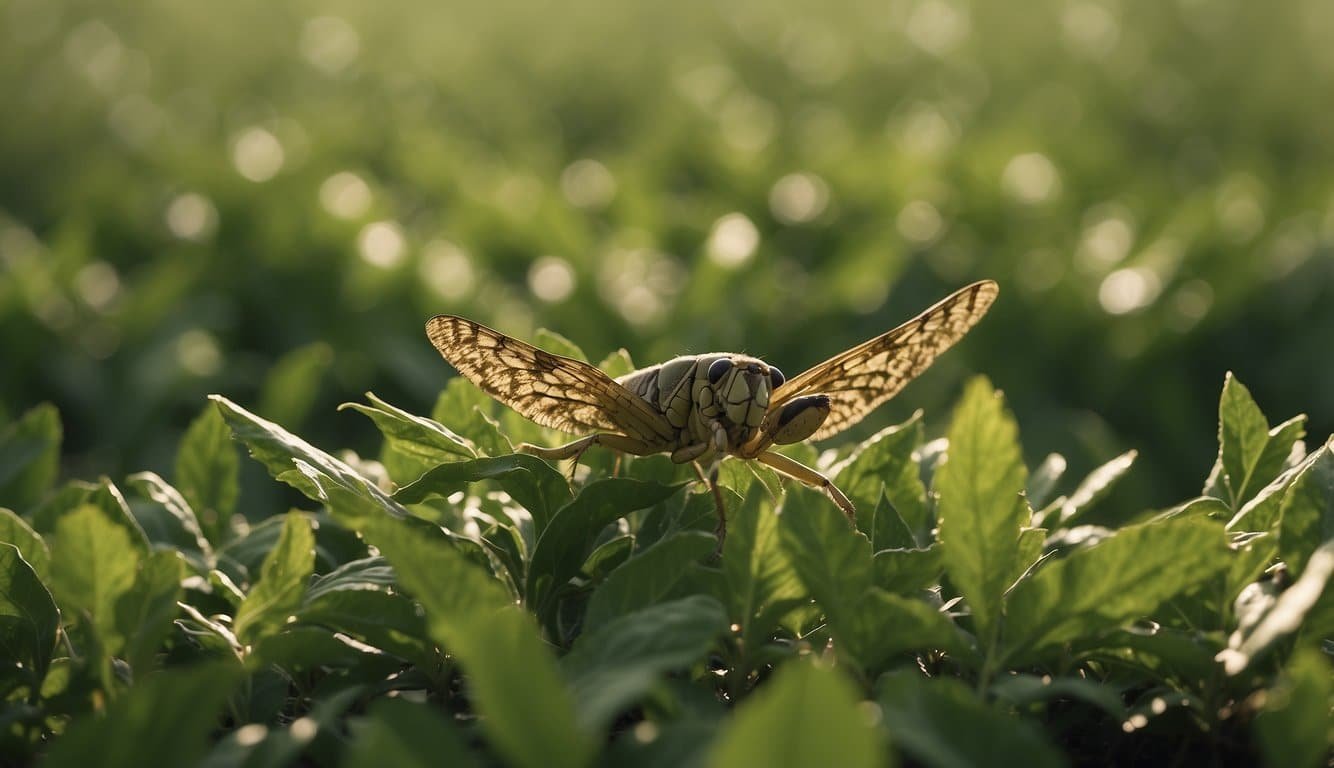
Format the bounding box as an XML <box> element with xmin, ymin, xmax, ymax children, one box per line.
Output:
<box><xmin>616</xmin><ymin>353</ymin><xmax>774</xmax><ymax>452</ymax></box>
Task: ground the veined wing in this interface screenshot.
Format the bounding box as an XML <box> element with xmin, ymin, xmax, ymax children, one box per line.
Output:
<box><xmin>425</xmin><ymin>316</ymin><xmax>676</xmax><ymax>443</ymax></box>
<box><xmin>768</xmin><ymin>280</ymin><xmax>998</xmax><ymax>441</ymax></box>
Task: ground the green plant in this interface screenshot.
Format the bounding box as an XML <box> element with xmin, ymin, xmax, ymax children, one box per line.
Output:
<box><xmin>1</xmin><ymin>364</ymin><xmax>1329</xmax><ymax>766</ymax></box>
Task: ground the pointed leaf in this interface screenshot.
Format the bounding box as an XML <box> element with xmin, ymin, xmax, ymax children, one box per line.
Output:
<box><xmin>1209</xmin><ymin>373</ymin><xmax>1307</xmax><ymax>507</ymax></box>
<box><xmin>873</xmin><ymin>545</ymin><xmax>944</xmax><ymax>595</ymax></box>
<box><xmin>534</xmin><ymin>327</ymin><xmax>590</xmax><ymax>363</ymax></box>
<box><xmin>395</xmin><ymin>454</ymin><xmax>571</xmax><ymax>533</ymax></box>
<box><xmin>834</xmin><ymin>413</ymin><xmax>929</xmax><ymax>540</ymax></box>
<box><xmin>876</xmin><ymin>674</ymin><xmax>1062</xmax><ymax>768</ymax></box>
<box><xmin>1217</xmin><ymin>540</ymin><xmax>1334</xmax><ymax>675</ymax></box>
<box><xmin>1053</xmin><ymin>450</ymin><xmax>1137</xmax><ymax>528</ymax></box>
<box><xmin>706</xmin><ymin>660</ymin><xmax>886</xmax><ymax>768</ymax></box>
<box><xmin>584</xmin><ymin>531</ymin><xmax>717</xmax><ymax>632</ymax></box>
<box><xmin>1277</xmin><ymin>441</ymin><xmax>1334</xmax><ymax>576</ymax></box>
<box><xmin>125</xmin><ymin>472</ymin><xmax>213</xmax><ymax>570</ymax></box>
<box><xmin>723</xmin><ymin>489</ymin><xmax>805</xmax><ymax>647</ymax></box>
<box><xmin>43</xmin><ymin>663</ymin><xmax>239</xmax><ymax>768</ymax></box>
<box><xmin>1254</xmin><ymin>648</ymin><xmax>1333</xmax><ymax>768</ymax></box>
<box><xmin>1026</xmin><ymin>453</ymin><xmax>1067</xmax><ymax>511</ymax></box>
<box><xmin>1006</xmin><ymin>516</ymin><xmax>1231</xmax><ymax>661</ymax></box>
<box><xmin>432</xmin><ymin>378</ymin><xmax>512</xmax><ymax>457</ymax></box>
<box><xmin>114</xmin><ymin>550</ymin><xmax>184</xmax><ymax>673</ymax></box>
<box><xmin>339</xmin><ymin>391</ymin><xmax>476</xmax><ymax>484</ymax></box>
<box><xmin>0</xmin><ymin>507</ymin><xmax>50</xmax><ymax>583</ymax></box>
<box><xmin>174</xmin><ymin>403</ymin><xmax>239</xmax><ymax>545</ymax></box>
<box><xmin>564</xmin><ymin>595</ymin><xmax>728</xmax><ymax>731</ymax></box>
<box><xmin>935</xmin><ymin>377</ymin><xmax>1027</xmax><ymax>646</ymax></box>
<box><xmin>48</xmin><ymin>505</ymin><xmax>141</xmax><ymax>654</ymax></box>
<box><xmin>233</xmin><ymin>512</ymin><xmax>315</xmax><ymax>644</ymax></box>
<box><xmin>0</xmin><ymin>403</ymin><xmax>60</xmax><ymax>512</ymax></box>
<box><xmin>0</xmin><ymin>543</ymin><xmax>59</xmax><ymax>687</ymax></box>
<box><xmin>342</xmin><ymin>698</ymin><xmax>480</xmax><ymax>768</ymax></box>
<box><xmin>597</xmin><ymin>348</ymin><xmax>636</xmax><ymax>378</ymax></box>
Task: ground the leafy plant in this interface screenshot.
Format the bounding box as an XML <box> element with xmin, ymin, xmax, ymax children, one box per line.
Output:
<box><xmin>0</xmin><ymin>368</ymin><xmax>1329</xmax><ymax>766</ymax></box>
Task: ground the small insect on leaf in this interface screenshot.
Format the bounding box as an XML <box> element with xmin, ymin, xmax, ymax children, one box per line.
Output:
<box><xmin>426</xmin><ymin>280</ymin><xmax>998</xmax><ymax>545</ymax></box>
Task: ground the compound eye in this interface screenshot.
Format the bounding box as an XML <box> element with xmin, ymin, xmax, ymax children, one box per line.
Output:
<box><xmin>707</xmin><ymin>358</ymin><xmax>734</xmax><ymax>385</ymax></box>
<box><xmin>769</xmin><ymin>367</ymin><xmax>785</xmax><ymax>389</ymax></box>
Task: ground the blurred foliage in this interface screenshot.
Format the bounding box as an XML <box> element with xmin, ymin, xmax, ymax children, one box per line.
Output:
<box><xmin>2</xmin><ymin>0</ymin><xmax>1332</xmax><ymax>511</ymax></box>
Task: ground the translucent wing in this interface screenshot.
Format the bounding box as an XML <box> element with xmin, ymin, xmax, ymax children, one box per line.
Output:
<box><xmin>768</xmin><ymin>280</ymin><xmax>999</xmax><ymax>441</ymax></box>
<box><xmin>425</xmin><ymin>316</ymin><xmax>676</xmax><ymax>443</ymax></box>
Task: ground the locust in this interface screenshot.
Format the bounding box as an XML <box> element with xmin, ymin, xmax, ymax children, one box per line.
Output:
<box><xmin>426</xmin><ymin>280</ymin><xmax>998</xmax><ymax>539</ymax></box>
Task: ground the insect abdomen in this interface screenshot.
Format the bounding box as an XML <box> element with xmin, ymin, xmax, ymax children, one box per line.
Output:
<box><xmin>617</xmin><ymin>355</ymin><xmax>705</xmax><ymax>431</ymax></box>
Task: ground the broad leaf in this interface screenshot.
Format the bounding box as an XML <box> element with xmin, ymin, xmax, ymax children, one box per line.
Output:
<box><xmin>0</xmin><ymin>543</ymin><xmax>59</xmax><ymax>688</ymax></box>
<box><xmin>833</xmin><ymin>413</ymin><xmax>929</xmax><ymax>542</ymax></box>
<box><xmin>1254</xmin><ymin>648</ymin><xmax>1333</xmax><ymax>768</ymax></box>
<box><xmin>1206</xmin><ymin>373</ymin><xmax>1306</xmax><ymax>508</ymax></box>
<box><xmin>432</xmin><ymin>378</ymin><xmax>512</xmax><ymax>458</ymax></box>
<box><xmin>395</xmin><ymin>453</ymin><xmax>571</xmax><ymax>534</ymax></box>
<box><xmin>1006</xmin><ymin>516</ymin><xmax>1230</xmax><ymax>662</ymax></box>
<box><xmin>935</xmin><ymin>377</ymin><xmax>1027</xmax><ymax>647</ymax></box>
<box><xmin>876</xmin><ymin>673</ymin><xmax>1063</xmax><ymax>768</ymax></box>
<box><xmin>1277</xmin><ymin>440</ymin><xmax>1333</xmax><ymax>576</ymax></box>
<box><xmin>1050</xmin><ymin>450</ymin><xmax>1136</xmax><ymax>528</ymax></box>
<box><xmin>48</xmin><ymin>505</ymin><xmax>141</xmax><ymax>653</ymax></box>
<box><xmin>0</xmin><ymin>403</ymin><xmax>60</xmax><ymax>512</ymax></box>
<box><xmin>584</xmin><ymin>531</ymin><xmax>717</xmax><ymax>632</ymax></box>
<box><xmin>0</xmin><ymin>507</ymin><xmax>50</xmax><ymax>582</ymax></box>
<box><xmin>125</xmin><ymin>471</ymin><xmax>213</xmax><ymax>571</ymax></box>
<box><xmin>174</xmin><ymin>403</ymin><xmax>239</xmax><ymax>545</ymax></box>
<box><xmin>339</xmin><ymin>391</ymin><xmax>477</xmax><ymax>484</ymax></box>
<box><xmin>564</xmin><ymin>595</ymin><xmax>728</xmax><ymax>731</ymax></box>
<box><xmin>526</xmin><ymin>478</ymin><xmax>681</xmax><ymax>618</ymax></box>
<box><xmin>114</xmin><ymin>550</ymin><xmax>184</xmax><ymax>674</ymax></box>
<box><xmin>706</xmin><ymin>659</ymin><xmax>885</xmax><ymax>768</ymax></box>
<box><xmin>43</xmin><ymin>663</ymin><xmax>240</xmax><ymax>768</ymax></box>
<box><xmin>873</xmin><ymin>545</ymin><xmax>944</xmax><ymax>595</ymax></box>
<box><xmin>1217</xmin><ymin>540</ymin><xmax>1334</xmax><ymax>675</ymax></box>
<box><xmin>342</xmin><ymin>698</ymin><xmax>480</xmax><ymax>768</ymax></box>
<box><xmin>723</xmin><ymin>489</ymin><xmax>806</xmax><ymax>649</ymax></box>
<box><xmin>534</xmin><ymin>327</ymin><xmax>590</xmax><ymax>362</ymax></box>
<box><xmin>233</xmin><ymin>512</ymin><xmax>315</xmax><ymax>644</ymax></box>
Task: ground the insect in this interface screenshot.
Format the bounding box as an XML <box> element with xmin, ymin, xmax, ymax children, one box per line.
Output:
<box><xmin>426</xmin><ymin>280</ymin><xmax>998</xmax><ymax>538</ymax></box>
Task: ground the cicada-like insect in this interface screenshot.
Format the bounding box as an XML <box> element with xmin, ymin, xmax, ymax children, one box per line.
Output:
<box><xmin>427</xmin><ymin>280</ymin><xmax>997</xmax><ymax>535</ymax></box>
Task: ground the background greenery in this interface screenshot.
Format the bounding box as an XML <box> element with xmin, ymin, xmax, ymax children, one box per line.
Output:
<box><xmin>3</xmin><ymin>0</ymin><xmax>1333</xmax><ymax>517</ymax></box>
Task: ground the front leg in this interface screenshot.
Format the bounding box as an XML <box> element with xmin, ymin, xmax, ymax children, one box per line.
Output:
<box><xmin>518</xmin><ymin>433</ymin><xmax>659</xmax><ymax>481</ymax></box>
<box><xmin>753</xmin><ymin>450</ymin><xmax>855</xmax><ymax>523</ymax></box>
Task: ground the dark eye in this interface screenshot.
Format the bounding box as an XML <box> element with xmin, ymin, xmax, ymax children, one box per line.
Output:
<box><xmin>769</xmin><ymin>367</ymin><xmax>785</xmax><ymax>389</ymax></box>
<box><xmin>707</xmin><ymin>358</ymin><xmax>733</xmax><ymax>384</ymax></box>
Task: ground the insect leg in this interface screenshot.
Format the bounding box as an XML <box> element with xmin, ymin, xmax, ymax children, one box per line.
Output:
<box><xmin>753</xmin><ymin>450</ymin><xmax>856</xmax><ymax>523</ymax></box>
<box><xmin>692</xmin><ymin>460</ymin><xmax>727</xmax><ymax>554</ymax></box>
<box><xmin>518</xmin><ymin>433</ymin><xmax>658</xmax><ymax>481</ymax></box>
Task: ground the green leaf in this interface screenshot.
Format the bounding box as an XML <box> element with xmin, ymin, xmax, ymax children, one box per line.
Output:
<box><xmin>211</xmin><ymin>394</ymin><xmax>413</xmax><ymax>527</ymax></box>
<box><xmin>297</xmin><ymin>557</ymin><xmax>434</xmax><ymax>666</ymax></box>
<box><xmin>257</xmin><ymin>341</ymin><xmax>334</xmax><ymax>428</ymax></box>
<box><xmin>856</xmin><ymin>590</ymin><xmax>972</xmax><ymax>668</ymax></box>
<box><xmin>43</xmin><ymin>663</ymin><xmax>240</xmax><ymax>768</ymax></box>
<box><xmin>1208</xmin><ymin>373</ymin><xmax>1307</xmax><ymax>508</ymax></box>
<box><xmin>234</xmin><ymin>512</ymin><xmax>315</xmax><ymax>644</ymax></box>
<box><xmin>1047</xmin><ymin>450</ymin><xmax>1137</xmax><ymax>528</ymax></box>
<box><xmin>1006</xmin><ymin>516</ymin><xmax>1231</xmax><ymax>661</ymax></box>
<box><xmin>989</xmin><ymin>674</ymin><xmax>1127</xmax><ymax>720</ymax></box>
<box><xmin>534</xmin><ymin>327</ymin><xmax>590</xmax><ymax>362</ymax></box>
<box><xmin>833</xmin><ymin>413</ymin><xmax>929</xmax><ymax>542</ymax></box>
<box><xmin>31</xmin><ymin>478</ymin><xmax>151</xmax><ymax>555</ymax></box>
<box><xmin>342</xmin><ymin>698</ymin><xmax>480</xmax><ymax>768</ymax></box>
<box><xmin>584</xmin><ymin>531</ymin><xmax>717</xmax><ymax>632</ymax></box>
<box><xmin>564</xmin><ymin>595</ymin><xmax>728</xmax><ymax>732</ymax></box>
<box><xmin>723</xmin><ymin>488</ymin><xmax>806</xmax><ymax>649</ymax></box>
<box><xmin>1254</xmin><ymin>647</ymin><xmax>1334</xmax><ymax>768</ymax></box>
<box><xmin>1026</xmin><ymin>453</ymin><xmax>1067</xmax><ymax>511</ymax></box>
<box><xmin>597</xmin><ymin>348</ymin><xmax>636</xmax><ymax>378</ymax></box>
<box><xmin>868</xmin><ymin>491</ymin><xmax>919</xmax><ymax>551</ymax></box>
<box><xmin>174</xmin><ymin>402</ymin><xmax>239</xmax><ymax>545</ymax></box>
<box><xmin>706</xmin><ymin>659</ymin><xmax>886</xmax><ymax>768</ymax></box>
<box><xmin>0</xmin><ymin>403</ymin><xmax>61</xmax><ymax>512</ymax></box>
<box><xmin>779</xmin><ymin>486</ymin><xmax>877</xmax><ymax>663</ymax></box>
<box><xmin>0</xmin><ymin>543</ymin><xmax>59</xmax><ymax>688</ymax></box>
<box><xmin>527</xmin><ymin>478</ymin><xmax>682</xmax><ymax>617</ymax></box>
<box><xmin>872</xmin><ymin>545</ymin><xmax>943</xmax><ymax>595</ymax></box>
<box><xmin>432</xmin><ymin>378</ymin><xmax>512</xmax><ymax>457</ymax></box>
<box><xmin>935</xmin><ymin>377</ymin><xmax>1027</xmax><ymax>647</ymax></box>
<box><xmin>359</xmin><ymin>514</ymin><xmax>594</xmax><ymax>767</ymax></box>
<box><xmin>0</xmin><ymin>507</ymin><xmax>50</xmax><ymax>583</ymax></box>
<box><xmin>1277</xmin><ymin>440</ymin><xmax>1333</xmax><ymax>576</ymax></box>
<box><xmin>113</xmin><ymin>550</ymin><xmax>183</xmax><ymax>674</ymax></box>
<box><xmin>1217</xmin><ymin>540</ymin><xmax>1334</xmax><ymax>675</ymax></box>
<box><xmin>395</xmin><ymin>454</ymin><xmax>572</xmax><ymax>534</ymax></box>
<box><xmin>125</xmin><ymin>471</ymin><xmax>213</xmax><ymax>571</ymax></box>
<box><xmin>48</xmin><ymin>505</ymin><xmax>142</xmax><ymax>654</ymax></box>
<box><xmin>876</xmin><ymin>674</ymin><xmax>1063</xmax><ymax>768</ymax></box>
<box><xmin>339</xmin><ymin>391</ymin><xmax>477</xmax><ymax>484</ymax></box>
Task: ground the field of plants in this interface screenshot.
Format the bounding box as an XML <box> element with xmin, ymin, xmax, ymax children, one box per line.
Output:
<box><xmin>2</xmin><ymin>0</ymin><xmax>1332</xmax><ymax>764</ymax></box>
